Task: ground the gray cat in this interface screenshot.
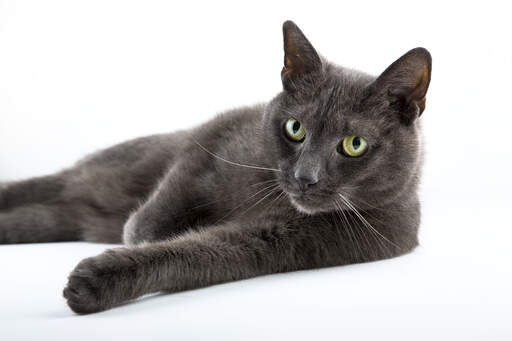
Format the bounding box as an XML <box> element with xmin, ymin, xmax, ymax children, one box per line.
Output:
<box><xmin>0</xmin><ymin>21</ymin><xmax>431</xmax><ymax>314</ymax></box>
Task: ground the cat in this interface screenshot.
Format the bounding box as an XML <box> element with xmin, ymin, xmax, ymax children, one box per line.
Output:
<box><xmin>0</xmin><ymin>20</ymin><xmax>431</xmax><ymax>314</ymax></box>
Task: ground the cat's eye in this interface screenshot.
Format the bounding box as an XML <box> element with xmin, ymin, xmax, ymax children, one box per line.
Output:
<box><xmin>339</xmin><ymin>136</ymin><xmax>369</xmax><ymax>157</ymax></box>
<box><xmin>284</xmin><ymin>118</ymin><xmax>306</xmax><ymax>142</ymax></box>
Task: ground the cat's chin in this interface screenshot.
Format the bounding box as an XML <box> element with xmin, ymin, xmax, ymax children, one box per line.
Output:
<box><xmin>288</xmin><ymin>195</ymin><xmax>324</xmax><ymax>215</ymax></box>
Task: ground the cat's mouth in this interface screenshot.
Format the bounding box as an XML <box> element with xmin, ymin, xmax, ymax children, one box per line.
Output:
<box><xmin>288</xmin><ymin>195</ymin><xmax>322</xmax><ymax>214</ymax></box>
<box><xmin>279</xmin><ymin>178</ymin><xmax>330</xmax><ymax>214</ymax></box>
<box><xmin>285</xmin><ymin>190</ymin><xmax>327</xmax><ymax>214</ymax></box>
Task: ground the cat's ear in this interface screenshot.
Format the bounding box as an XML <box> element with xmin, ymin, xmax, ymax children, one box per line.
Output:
<box><xmin>281</xmin><ymin>21</ymin><xmax>322</xmax><ymax>91</ymax></box>
<box><xmin>371</xmin><ymin>47</ymin><xmax>432</xmax><ymax>124</ymax></box>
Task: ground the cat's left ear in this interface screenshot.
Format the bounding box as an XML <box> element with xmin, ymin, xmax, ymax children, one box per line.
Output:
<box><xmin>281</xmin><ymin>21</ymin><xmax>322</xmax><ymax>91</ymax></box>
<box><xmin>370</xmin><ymin>47</ymin><xmax>432</xmax><ymax>124</ymax></box>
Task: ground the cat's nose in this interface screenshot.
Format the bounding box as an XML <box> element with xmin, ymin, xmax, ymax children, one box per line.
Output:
<box><xmin>294</xmin><ymin>170</ymin><xmax>319</xmax><ymax>191</ymax></box>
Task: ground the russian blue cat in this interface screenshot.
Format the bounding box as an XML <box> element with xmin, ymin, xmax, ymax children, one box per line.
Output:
<box><xmin>0</xmin><ymin>21</ymin><xmax>431</xmax><ymax>313</ymax></box>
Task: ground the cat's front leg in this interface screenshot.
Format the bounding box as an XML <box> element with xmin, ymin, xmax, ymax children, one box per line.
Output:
<box><xmin>64</xmin><ymin>213</ymin><xmax>414</xmax><ymax>314</ymax></box>
<box><xmin>122</xmin><ymin>159</ymin><xmax>216</xmax><ymax>246</ymax></box>
<box><xmin>63</xmin><ymin>246</ymin><xmax>156</xmax><ymax>314</ymax></box>
<box><xmin>64</xmin><ymin>218</ymin><xmax>352</xmax><ymax>314</ymax></box>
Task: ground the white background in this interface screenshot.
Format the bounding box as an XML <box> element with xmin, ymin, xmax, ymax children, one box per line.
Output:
<box><xmin>1</xmin><ymin>0</ymin><xmax>511</xmax><ymax>340</ymax></box>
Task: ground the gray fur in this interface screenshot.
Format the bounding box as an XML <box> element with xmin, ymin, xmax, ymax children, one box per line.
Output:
<box><xmin>0</xmin><ymin>21</ymin><xmax>431</xmax><ymax>314</ymax></box>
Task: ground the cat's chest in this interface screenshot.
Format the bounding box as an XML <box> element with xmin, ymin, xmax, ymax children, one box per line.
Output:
<box><xmin>210</xmin><ymin>171</ymin><xmax>290</xmax><ymax>223</ymax></box>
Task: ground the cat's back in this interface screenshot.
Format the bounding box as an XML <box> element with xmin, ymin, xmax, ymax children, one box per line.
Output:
<box><xmin>71</xmin><ymin>104</ymin><xmax>265</xmax><ymax>178</ymax></box>
<box><xmin>58</xmin><ymin>104</ymin><xmax>266</xmax><ymax>209</ymax></box>
<box><xmin>194</xmin><ymin>104</ymin><xmax>265</xmax><ymax>138</ymax></box>
<box><xmin>190</xmin><ymin>104</ymin><xmax>267</xmax><ymax>159</ymax></box>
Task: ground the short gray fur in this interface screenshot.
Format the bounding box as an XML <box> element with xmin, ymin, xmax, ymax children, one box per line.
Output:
<box><xmin>0</xmin><ymin>21</ymin><xmax>432</xmax><ymax>314</ymax></box>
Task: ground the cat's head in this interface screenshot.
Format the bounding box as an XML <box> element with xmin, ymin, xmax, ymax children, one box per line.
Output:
<box><xmin>263</xmin><ymin>21</ymin><xmax>431</xmax><ymax>214</ymax></box>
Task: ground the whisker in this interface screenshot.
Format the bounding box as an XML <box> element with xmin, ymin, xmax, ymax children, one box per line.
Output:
<box><xmin>249</xmin><ymin>179</ymin><xmax>279</xmax><ymax>188</ymax></box>
<box><xmin>191</xmin><ymin>136</ymin><xmax>281</xmax><ymax>172</ymax></box>
<box><xmin>214</xmin><ymin>183</ymin><xmax>281</xmax><ymax>224</ymax></box>
<box><xmin>336</xmin><ymin>188</ymin><xmax>409</xmax><ymax>214</ymax></box>
<box><xmin>340</xmin><ymin>198</ymin><xmax>374</xmax><ymax>254</ymax></box>
<box><xmin>333</xmin><ymin>199</ymin><xmax>358</xmax><ymax>260</ymax></box>
<box><xmin>262</xmin><ymin>190</ymin><xmax>286</xmax><ymax>211</ymax></box>
<box><xmin>238</xmin><ymin>186</ymin><xmax>281</xmax><ymax>217</ymax></box>
<box><xmin>179</xmin><ymin>180</ymin><xmax>278</xmax><ymax>220</ymax></box>
<box><xmin>338</xmin><ymin>193</ymin><xmax>400</xmax><ymax>250</ymax></box>
<box><xmin>340</xmin><ymin>185</ymin><xmax>361</xmax><ymax>190</ymax></box>
<box><xmin>336</xmin><ymin>189</ymin><xmax>387</xmax><ymax>225</ymax></box>
<box><xmin>338</xmin><ymin>199</ymin><xmax>363</xmax><ymax>260</ymax></box>
<box><xmin>337</xmin><ymin>193</ymin><xmax>383</xmax><ymax>253</ymax></box>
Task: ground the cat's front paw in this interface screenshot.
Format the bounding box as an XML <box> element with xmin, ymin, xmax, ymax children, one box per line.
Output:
<box><xmin>63</xmin><ymin>249</ymin><xmax>135</xmax><ymax>314</ymax></box>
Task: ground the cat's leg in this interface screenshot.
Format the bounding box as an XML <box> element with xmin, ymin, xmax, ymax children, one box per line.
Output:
<box><xmin>0</xmin><ymin>175</ymin><xmax>65</xmax><ymax>211</ymax></box>
<box><xmin>0</xmin><ymin>204</ymin><xmax>82</xmax><ymax>243</ymax></box>
<box><xmin>0</xmin><ymin>134</ymin><xmax>182</xmax><ymax>244</ymax></box>
<box><xmin>0</xmin><ymin>201</ymin><xmax>130</xmax><ymax>244</ymax></box>
<box><xmin>0</xmin><ymin>174</ymin><xmax>128</xmax><ymax>244</ymax></box>
<box><xmin>122</xmin><ymin>160</ymin><xmax>215</xmax><ymax>245</ymax></box>
<box><xmin>64</xmin><ymin>214</ymin><xmax>414</xmax><ymax>314</ymax></box>
<box><xmin>0</xmin><ymin>175</ymin><xmax>78</xmax><ymax>243</ymax></box>
<box><xmin>0</xmin><ymin>193</ymin><xmax>132</xmax><ymax>244</ymax></box>
<box><xmin>65</xmin><ymin>220</ymin><xmax>307</xmax><ymax>313</ymax></box>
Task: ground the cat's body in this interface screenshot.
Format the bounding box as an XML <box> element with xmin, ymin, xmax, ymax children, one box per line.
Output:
<box><xmin>0</xmin><ymin>21</ymin><xmax>431</xmax><ymax>314</ymax></box>
<box><xmin>0</xmin><ymin>106</ymin><xmax>268</xmax><ymax>244</ymax></box>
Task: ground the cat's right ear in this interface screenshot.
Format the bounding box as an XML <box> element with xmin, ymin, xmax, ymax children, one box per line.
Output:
<box><xmin>281</xmin><ymin>21</ymin><xmax>322</xmax><ymax>92</ymax></box>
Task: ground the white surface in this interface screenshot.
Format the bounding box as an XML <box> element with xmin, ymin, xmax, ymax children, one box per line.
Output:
<box><xmin>1</xmin><ymin>198</ymin><xmax>511</xmax><ymax>340</ymax></box>
<box><xmin>1</xmin><ymin>0</ymin><xmax>512</xmax><ymax>340</ymax></box>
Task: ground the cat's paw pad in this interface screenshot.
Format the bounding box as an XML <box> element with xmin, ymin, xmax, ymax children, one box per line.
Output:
<box><xmin>63</xmin><ymin>253</ymin><xmax>123</xmax><ymax>314</ymax></box>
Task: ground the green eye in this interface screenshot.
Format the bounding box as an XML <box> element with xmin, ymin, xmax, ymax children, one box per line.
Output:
<box><xmin>284</xmin><ymin>118</ymin><xmax>306</xmax><ymax>142</ymax></box>
<box><xmin>341</xmin><ymin>136</ymin><xmax>369</xmax><ymax>157</ymax></box>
